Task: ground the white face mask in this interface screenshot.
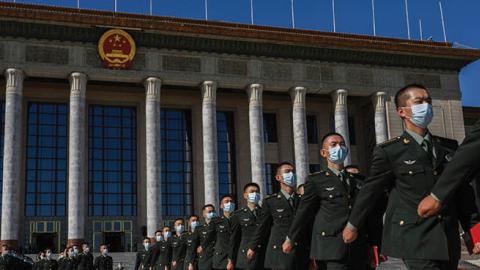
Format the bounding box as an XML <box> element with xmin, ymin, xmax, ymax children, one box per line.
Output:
<box><xmin>247</xmin><ymin>192</ymin><xmax>261</xmax><ymax>204</ymax></box>
<box><xmin>155</xmin><ymin>235</ymin><xmax>163</xmax><ymax>242</ymax></box>
<box><xmin>83</xmin><ymin>247</ymin><xmax>90</xmax><ymax>253</ymax></box>
<box><xmin>102</xmin><ymin>249</ymin><xmax>108</xmax><ymax>256</ymax></box>
<box><xmin>143</xmin><ymin>243</ymin><xmax>150</xmax><ymax>250</ymax></box>
<box><xmin>190</xmin><ymin>221</ymin><xmax>199</xmax><ymax>231</ymax></box>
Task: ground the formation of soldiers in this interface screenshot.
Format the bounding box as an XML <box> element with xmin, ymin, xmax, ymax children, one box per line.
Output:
<box><xmin>1</xmin><ymin>83</ymin><xmax>480</xmax><ymax>270</ymax></box>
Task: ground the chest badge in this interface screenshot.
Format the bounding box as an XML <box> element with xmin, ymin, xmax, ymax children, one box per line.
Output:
<box><xmin>404</xmin><ymin>160</ymin><xmax>416</xmax><ymax>165</ymax></box>
<box><xmin>276</xmin><ymin>208</ymin><xmax>285</xmax><ymax>213</ymax></box>
<box><xmin>243</xmin><ymin>218</ymin><xmax>250</xmax><ymax>222</ymax></box>
<box><xmin>325</xmin><ymin>187</ymin><xmax>335</xmax><ymax>191</ymax></box>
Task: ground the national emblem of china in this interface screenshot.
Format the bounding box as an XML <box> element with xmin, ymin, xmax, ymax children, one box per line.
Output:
<box><xmin>98</xmin><ymin>29</ymin><xmax>136</xmax><ymax>69</ymax></box>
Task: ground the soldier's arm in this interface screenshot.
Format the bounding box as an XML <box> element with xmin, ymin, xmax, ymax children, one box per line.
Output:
<box><xmin>287</xmin><ymin>178</ymin><xmax>320</xmax><ymax>244</ymax></box>
<box><xmin>93</xmin><ymin>256</ymin><xmax>99</xmax><ymax>270</ymax></box>
<box><xmin>455</xmin><ymin>181</ymin><xmax>480</xmax><ymax>232</ymax></box>
<box><xmin>248</xmin><ymin>199</ymin><xmax>273</xmax><ymax>251</ymax></box>
<box><xmin>134</xmin><ymin>252</ymin><xmax>141</xmax><ymax>270</ymax></box>
<box><xmin>228</xmin><ymin>213</ymin><xmax>241</xmax><ymax>264</ymax></box>
<box><xmin>431</xmin><ymin>120</ymin><xmax>480</xmax><ymax>202</ymax></box>
<box><xmin>348</xmin><ymin>146</ymin><xmax>394</xmax><ymax>230</ymax></box>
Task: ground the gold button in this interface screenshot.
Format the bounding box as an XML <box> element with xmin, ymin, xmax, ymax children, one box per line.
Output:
<box><xmin>349</xmin><ymin>205</ymin><xmax>352</xmax><ymax>209</ymax></box>
<box><xmin>408</xmin><ymin>171</ymin><xmax>413</xmax><ymax>175</ymax></box>
<box><xmin>438</xmin><ymin>215</ymin><xmax>442</xmax><ymax>219</ymax></box>
<box><xmin>399</xmin><ymin>220</ymin><xmax>405</xmax><ymax>225</ymax></box>
<box><xmin>273</xmin><ymin>245</ymin><xmax>277</xmax><ymax>249</ymax></box>
<box><xmin>321</xmin><ymin>232</ymin><xmax>326</xmax><ymax>236</ymax></box>
<box><xmin>433</xmin><ymin>170</ymin><xmax>438</xmax><ymax>176</ymax></box>
<box><xmin>329</xmin><ymin>195</ymin><xmax>333</xmax><ymax>199</ymax></box>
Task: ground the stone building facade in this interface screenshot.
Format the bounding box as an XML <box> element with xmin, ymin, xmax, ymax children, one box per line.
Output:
<box><xmin>0</xmin><ymin>2</ymin><xmax>478</xmax><ymax>253</ymax></box>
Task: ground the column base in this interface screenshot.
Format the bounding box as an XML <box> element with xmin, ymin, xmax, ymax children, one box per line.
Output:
<box><xmin>67</xmin><ymin>238</ymin><xmax>84</xmax><ymax>247</ymax></box>
<box><xmin>0</xmin><ymin>239</ymin><xmax>19</xmax><ymax>250</ymax></box>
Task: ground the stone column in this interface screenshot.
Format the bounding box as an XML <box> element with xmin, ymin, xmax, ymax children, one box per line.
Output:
<box><xmin>372</xmin><ymin>92</ymin><xmax>389</xmax><ymax>144</ymax></box>
<box><xmin>67</xmin><ymin>72</ymin><xmax>88</xmax><ymax>247</ymax></box>
<box><xmin>145</xmin><ymin>77</ymin><xmax>162</xmax><ymax>238</ymax></box>
<box><xmin>290</xmin><ymin>86</ymin><xmax>309</xmax><ymax>185</ymax></box>
<box><xmin>1</xmin><ymin>68</ymin><xmax>24</xmax><ymax>248</ymax></box>
<box><xmin>201</xmin><ymin>81</ymin><xmax>219</xmax><ymax>206</ymax></box>
<box><xmin>247</xmin><ymin>84</ymin><xmax>266</xmax><ymax>197</ymax></box>
<box><xmin>331</xmin><ymin>89</ymin><xmax>351</xmax><ymax>165</ymax></box>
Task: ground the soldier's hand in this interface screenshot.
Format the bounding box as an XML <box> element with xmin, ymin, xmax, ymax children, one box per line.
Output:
<box><xmin>188</xmin><ymin>263</ymin><xmax>194</xmax><ymax>270</ymax></box>
<box><xmin>172</xmin><ymin>261</ymin><xmax>177</xmax><ymax>268</ymax></box>
<box><xmin>227</xmin><ymin>259</ymin><xmax>234</xmax><ymax>270</ymax></box>
<box><xmin>473</xmin><ymin>243</ymin><xmax>480</xmax><ymax>254</ymax></box>
<box><xmin>282</xmin><ymin>239</ymin><xmax>293</xmax><ymax>254</ymax></box>
<box><xmin>196</xmin><ymin>246</ymin><xmax>203</xmax><ymax>254</ymax></box>
<box><xmin>342</xmin><ymin>227</ymin><xmax>358</xmax><ymax>243</ymax></box>
<box><xmin>246</xmin><ymin>249</ymin><xmax>255</xmax><ymax>260</ymax></box>
<box><xmin>417</xmin><ymin>195</ymin><xmax>442</xmax><ymax>217</ymax></box>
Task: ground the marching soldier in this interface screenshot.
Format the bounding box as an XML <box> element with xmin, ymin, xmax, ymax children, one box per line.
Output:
<box><xmin>197</xmin><ymin>204</ymin><xmax>217</xmax><ymax>270</ymax></box>
<box><xmin>184</xmin><ymin>215</ymin><xmax>200</xmax><ymax>270</ymax></box>
<box><xmin>93</xmin><ymin>244</ymin><xmax>113</xmax><ymax>270</ymax></box>
<box><xmin>342</xmin><ymin>84</ymin><xmax>480</xmax><ymax>270</ymax></box>
<box><xmin>78</xmin><ymin>243</ymin><xmax>94</xmax><ymax>270</ymax></box>
<box><xmin>149</xmin><ymin>227</ymin><xmax>173</xmax><ymax>270</ymax></box>
<box><xmin>213</xmin><ymin>195</ymin><xmax>235</xmax><ymax>270</ymax></box>
<box><xmin>170</xmin><ymin>218</ymin><xmax>187</xmax><ymax>270</ymax></box>
<box><xmin>227</xmin><ymin>183</ymin><xmax>265</xmax><ymax>270</ymax></box>
<box><xmin>63</xmin><ymin>247</ymin><xmax>80</xmax><ymax>270</ymax></box>
<box><xmin>43</xmin><ymin>249</ymin><xmax>59</xmax><ymax>270</ymax></box>
<box><xmin>247</xmin><ymin>162</ymin><xmax>309</xmax><ymax>270</ymax></box>
<box><xmin>134</xmin><ymin>238</ymin><xmax>153</xmax><ymax>270</ymax></box>
<box><xmin>57</xmin><ymin>250</ymin><xmax>67</xmax><ymax>270</ymax></box>
<box><xmin>283</xmin><ymin>132</ymin><xmax>370</xmax><ymax>270</ymax></box>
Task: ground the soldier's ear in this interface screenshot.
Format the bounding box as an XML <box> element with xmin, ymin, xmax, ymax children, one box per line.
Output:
<box><xmin>320</xmin><ymin>149</ymin><xmax>328</xmax><ymax>158</ymax></box>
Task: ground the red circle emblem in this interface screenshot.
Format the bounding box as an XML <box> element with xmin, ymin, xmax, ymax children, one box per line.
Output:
<box><xmin>98</xmin><ymin>29</ymin><xmax>136</xmax><ymax>69</ymax></box>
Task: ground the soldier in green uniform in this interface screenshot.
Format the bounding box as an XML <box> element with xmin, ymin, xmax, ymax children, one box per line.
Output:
<box><xmin>283</xmin><ymin>133</ymin><xmax>370</xmax><ymax>270</ymax></box>
<box><xmin>183</xmin><ymin>215</ymin><xmax>200</xmax><ymax>270</ymax></box>
<box><xmin>149</xmin><ymin>227</ymin><xmax>173</xmax><ymax>270</ymax></box>
<box><xmin>213</xmin><ymin>195</ymin><xmax>235</xmax><ymax>270</ymax></box>
<box><xmin>78</xmin><ymin>243</ymin><xmax>94</xmax><ymax>270</ymax></box>
<box><xmin>57</xmin><ymin>250</ymin><xmax>67</xmax><ymax>270</ymax></box>
<box><xmin>93</xmin><ymin>244</ymin><xmax>112</xmax><ymax>270</ymax></box>
<box><xmin>134</xmin><ymin>238</ymin><xmax>152</xmax><ymax>270</ymax></box>
<box><xmin>247</xmin><ymin>162</ymin><xmax>309</xmax><ymax>270</ymax></box>
<box><xmin>33</xmin><ymin>251</ymin><xmax>46</xmax><ymax>270</ymax></box>
<box><xmin>342</xmin><ymin>84</ymin><xmax>480</xmax><ymax>270</ymax></box>
<box><xmin>170</xmin><ymin>218</ymin><xmax>187</xmax><ymax>270</ymax></box>
<box><xmin>227</xmin><ymin>183</ymin><xmax>264</xmax><ymax>270</ymax></box>
<box><xmin>42</xmin><ymin>249</ymin><xmax>59</xmax><ymax>270</ymax></box>
<box><xmin>197</xmin><ymin>204</ymin><xmax>217</xmax><ymax>270</ymax></box>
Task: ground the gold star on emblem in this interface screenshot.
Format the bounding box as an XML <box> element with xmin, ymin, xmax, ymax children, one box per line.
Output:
<box><xmin>114</xmin><ymin>34</ymin><xmax>121</xmax><ymax>42</ymax></box>
<box><xmin>403</xmin><ymin>138</ymin><xmax>410</xmax><ymax>144</ymax></box>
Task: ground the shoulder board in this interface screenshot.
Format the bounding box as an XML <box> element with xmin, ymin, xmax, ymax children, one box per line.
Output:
<box><xmin>264</xmin><ymin>193</ymin><xmax>277</xmax><ymax>200</ymax></box>
<box><xmin>309</xmin><ymin>171</ymin><xmax>323</xmax><ymax>177</ymax></box>
<box><xmin>378</xmin><ymin>136</ymin><xmax>401</xmax><ymax>148</ymax></box>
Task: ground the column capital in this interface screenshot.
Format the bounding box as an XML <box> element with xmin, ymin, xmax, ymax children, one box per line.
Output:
<box><xmin>69</xmin><ymin>72</ymin><xmax>88</xmax><ymax>98</ymax></box>
<box><xmin>201</xmin><ymin>80</ymin><xmax>217</xmax><ymax>104</ymax></box>
<box><xmin>5</xmin><ymin>68</ymin><xmax>24</xmax><ymax>93</ymax></box>
<box><xmin>290</xmin><ymin>86</ymin><xmax>307</xmax><ymax>107</ymax></box>
<box><xmin>144</xmin><ymin>77</ymin><xmax>162</xmax><ymax>101</ymax></box>
<box><xmin>372</xmin><ymin>91</ymin><xmax>387</xmax><ymax>109</ymax></box>
<box><xmin>246</xmin><ymin>83</ymin><xmax>264</xmax><ymax>106</ymax></box>
<box><xmin>331</xmin><ymin>89</ymin><xmax>348</xmax><ymax>106</ymax></box>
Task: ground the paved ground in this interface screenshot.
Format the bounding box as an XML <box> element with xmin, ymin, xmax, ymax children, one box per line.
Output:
<box><xmin>378</xmin><ymin>255</ymin><xmax>480</xmax><ymax>269</ymax></box>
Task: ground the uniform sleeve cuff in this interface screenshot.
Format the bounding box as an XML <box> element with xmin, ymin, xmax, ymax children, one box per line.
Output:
<box><xmin>346</xmin><ymin>222</ymin><xmax>358</xmax><ymax>231</ymax></box>
<box><xmin>430</xmin><ymin>192</ymin><xmax>441</xmax><ymax>202</ymax></box>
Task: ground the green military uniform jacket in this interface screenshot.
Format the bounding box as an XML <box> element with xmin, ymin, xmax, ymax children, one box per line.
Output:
<box><xmin>197</xmin><ymin>220</ymin><xmax>217</xmax><ymax>270</ymax></box>
<box><xmin>183</xmin><ymin>230</ymin><xmax>199</xmax><ymax>270</ymax></box>
<box><xmin>212</xmin><ymin>215</ymin><xmax>232</xmax><ymax>269</ymax></box>
<box><xmin>93</xmin><ymin>255</ymin><xmax>112</xmax><ymax>270</ymax></box>
<box><xmin>228</xmin><ymin>206</ymin><xmax>265</xmax><ymax>270</ymax></box>
<box><xmin>149</xmin><ymin>239</ymin><xmax>172</xmax><ymax>270</ymax></box>
<box><xmin>348</xmin><ymin>131</ymin><xmax>480</xmax><ymax>261</ymax></box>
<box><xmin>170</xmin><ymin>232</ymin><xmax>187</xmax><ymax>270</ymax></box>
<box><xmin>42</xmin><ymin>259</ymin><xmax>59</xmax><ymax>270</ymax></box>
<box><xmin>288</xmin><ymin>169</ymin><xmax>369</xmax><ymax>263</ymax></box>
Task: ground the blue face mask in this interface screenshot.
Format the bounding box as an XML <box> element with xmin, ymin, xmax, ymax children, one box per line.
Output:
<box><xmin>247</xmin><ymin>192</ymin><xmax>261</xmax><ymax>204</ymax></box>
<box><xmin>223</xmin><ymin>202</ymin><xmax>235</xmax><ymax>213</ymax></box>
<box><xmin>206</xmin><ymin>211</ymin><xmax>216</xmax><ymax>220</ymax></box>
<box><xmin>175</xmin><ymin>225</ymin><xmax>185</xmax><ymax>234</ymax></box>
<box><xmin>410</xmin><ymin>103</ymin><xmax>433</xmax><ymax>128</ymax></box>
<box><xmin>282</xmin><ymin>172</ymin><xmax>297</xmax><ymax>187</ymax></box>
<box><xmin>328</xmin><ymin>145</ymin><xmax>348</xmax><ymax>164</ymax></box>
<box><xmin>190</xmin><ymin>221</ymin><xmax>199</xmax><ymax>231</ymax></box>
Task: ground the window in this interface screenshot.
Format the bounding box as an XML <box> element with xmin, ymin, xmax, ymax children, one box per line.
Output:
<box><xmin>217</xmin><ymin>112</ymin><xmax>237</xmax><ymax>200</ymax></box>
<box><xmin>307</xmin><ymin>115</ymin><xmax>318</xmax><ymax>144</ymax></box>
<box><xmin>88</xmin><ymin>105</ymin><xmax>137</xmax><ymax>216</ymax></box>
<box><xmin>309</xmin><ymin>164</ymin><xmax>321</xmax><ymax>173</ymax></box>
<box><xmin>263</xmin><ymin>113</ymin><xmax>278</xmax><ymax>143</ymax></box>
<box><xmin>265</xmin><ymin>163</ymin><xmax>280</xmax><ymax>195</ymax></box>
<box><xmin>25</xmin><ymin>103</ymin><xmax>67</xmax><ymax>217</ymax></box>
<box><xmin>161</xmin><ymin>109</ymin><xmax>193</xmax><ymax>217</ymax></box>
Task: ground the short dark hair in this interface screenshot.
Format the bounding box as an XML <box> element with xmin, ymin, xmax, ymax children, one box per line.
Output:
<box><xmin>244</xmin><ymin>182</ymin><xmax>260</xmax><ymax>192</ymax></box>
<box><xmin>202</xmin><ymin>204</ymin><xmax>215</xmax><ymax>211</ymax></box>
<box><xmin>321</xmin><ymin>132</ymin><xmax>344</xmax><ymax>146</ymax></box>
<box><xmin>174</xmin><ymin>217</ymin><xmax>185</xmax><ymax>223</ymax></box>
<box><xmin>143</xmin><ymin>237</ymin><xmax>151</xmax><ymax>242</ymax></box>
<box><xmin>99</xmin><ymin>244</ymin><xmax>108</xmax><ymax>248</ymax></box>
<box><xmin>154</xmin><ymin>229</ymin><xmax>163</xmax><ymax>235</ymax></box>
<box><xmin>188</xmin><ymin>214</ymin><xmax>199</xmax><ymax>220</ymax></box>
<box><xmin>394</xmin><ymin>83</ymin><xmax>428</xmax><ymax>108</ymax></box>
<box><xmin>276</xmin><ymin>162</ymin><xmax>294</xmax><ymax>176</ymax></box>
<box><xmin>220</xmin><ymin>194</ymin><xmax>234</xmax><ymax>202</ymax></box>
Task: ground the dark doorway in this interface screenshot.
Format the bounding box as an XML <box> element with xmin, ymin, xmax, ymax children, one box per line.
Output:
<box><xmin>32</xmin><ymin>233</ymin><xmax>57</xmax><ymax>253</ymax></box>
<box><xmin>104</xmin><ymin>232</ymin><xmax>125</xmax><ymax>252</ymax></box>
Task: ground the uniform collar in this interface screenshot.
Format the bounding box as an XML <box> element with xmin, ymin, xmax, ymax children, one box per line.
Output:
<box><xmin>280</xmin><ymin>189</ymin><xmax>294</xmax><ymax>200</ymax></box>
<box><xmin>405</xmin><ymin>128</ymin><xmax>431</xmax><ymax>146</ymax></box>
<box><xmin>327</xmin><ymin>167</ymin><xmax>342</xmax><ymax>177</ymax></box>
